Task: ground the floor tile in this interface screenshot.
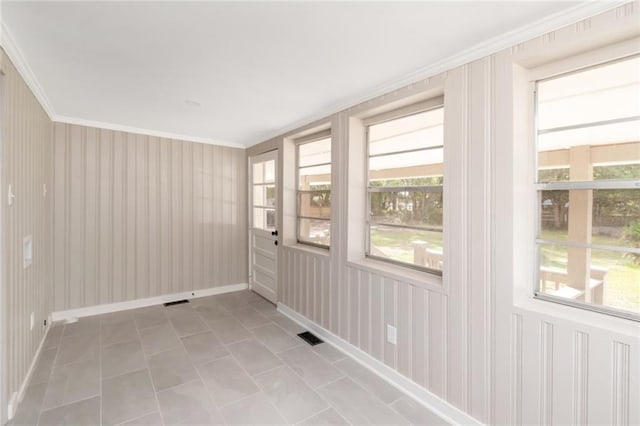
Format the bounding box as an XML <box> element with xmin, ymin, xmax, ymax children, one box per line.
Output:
<box><xmin>214</xmin><ymin>292</ymin><xmax>251</xmax><ymax>312</ymax></box>
<box><xmin>220</xmin><ymin>392</ymin><xmax>286</xmax><ymax>425</ymax></box>
<box><xmin>55</xmin><ymin>333</ymin><xmax>100</xmax><ymax>366</ymax></box>
<box><xmin>163</xmin><ymin>303</ymin><xmax>195</xmax><ymax>319</ymax></box>
<box><xmin>297</xmin><ymin>407</ymin><xmax>349</xmax><ymax>425</ymax></box>
<box><xmin>254</xmin><ymin>366</ymin><xmax>328</xmax><ymax>423</ymax></box>
<box><xmin>196</xmin><ymin>357</ymin><xmax>260</xmax><ymax>407</ymax></box>
<box><xmin>193</xmin><ymin>304</ymin><xmax>231</xmax><ymax>322</ymax></box>
<box><xmin>206</xmin><ymin>317</ymin><xmax>252</xmax><ymax>344</ymax></box>
<box><xmin>43</xmin><ymin>325</ymin><xmax>64</xmax><ymax>350</ymax></box>
<box><xmin>231</xmin><ymin>306</ymin><xmax>271</xmax><ymax>329</ymax></box>
<box><xmin>251</xmin><ymin>323</ymin><xmax>301</xmax><ymax>353</ymax></box>
<box><xmin>278</xmin><ymin>346</ymin><xmax>343</xmax><ymax>388</ymax></box>
<box><xmin>102</xmin><ymin>339</ymin><xmax>147</xmax><ymax>379</ymax></box>
<box><xmin>38</xmin><ymin>396</ymin><xmax>100</xmax><ymax>426</ymax></box>
<box><xmin>312</xmin><ymin>343</ymin><xmax>346</xmax><ymax>364</ymax></box>
<box><xmin>42</xmin><ymin>357</ymin><xmax>100</xmax><ymax>410</ymax></box>
<box><xmin>169</xmin><ymin>311</ymin><xmax>208</xmax><ymax>337</ymax></box>
<box><xmin>102</xmin><ymin>369</ymin><xmax>158</xmax><ymax>425</ymax></box>
<box><xmin>248</xmin><ymin>297</ymin><xmax>277</xmax><ymax>314</ymax></box>
<box><xmin>29</xmin><ymin>347</ymin><xmax>58</xmax><ymax>385</ymax></box>
<box><xmin>133</xmin><ymin>306</ymin><xmax>167</xmax><ymax>330</ymax></box>
<box><xmin>334</xmin><ymin>357</ymin><xmax>403</xmax><ymax>403</ymax></box>
<box><xmin>8</xmin><ymin>382</ymin><xmax>47</xmax><ymax>426</ymax></box>
<box><xmin>227</xmin><ymin>339</ymin><xmax>282</xmax><ymax>376</ymax></box>
<box><xmin>318</xmin><ymin>377</ymin><xmax>408</xmax><ymax>425</ymax></box>
<box><xmin>102</xmin><ymin>318</ymin><xmax>140</xmax><ymax>346</ymax></box>
<box><xmin>139</xmin><ymin>323</ymin><xmax>181</xmax><ymax>355</ymax></box>
<box><xmin>390</xmin><ymin>395</ymin><xmax>450</xmax><ymax>425</ymax></box>
<box><xmin>119</xmin><ymin>411</ymin><xmax>163</xmax><ymax>425</ymax></box>
<box><xmin>157</xmin><ymin>379</ymin><xmax>225</xmax><ymax>425</ymax></box>
<box><xmin>269</xmin><ymin>313</ymin><xmax>306</xmax><ymax>335</ymax></box>
<box><xmin>61</xmin><ymin>316</ymin><xmax>101</xmax><ymax>339</ymax></box>
<box><xmin>100</xmin><ymin>310</ymin><xmax>134</xmax><ymax>326</ymax></box>
<box><xmin>181</xmin><ymin>331</ymin><xmax>229</xmax><ymax>364</ymax></box>
<box><xmin>147</xmin><ymin>347</ymin><xmax>199</xmax><ymax>392</ymax></box>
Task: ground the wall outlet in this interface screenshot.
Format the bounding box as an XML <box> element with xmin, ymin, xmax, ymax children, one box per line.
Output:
<box><xmin>30</xmin><ymin>312</ymin><xmax>34</xmax><ymax>331</ymax></box>
<box><xmin>387</xmin><ymin>324</ymin><xmax>397</xmax><ymax>345</ymax></box>
<box><xmin>23</xmin><ymin>235</ymin><xmax>33</xmax><ymax>269</ymax></box>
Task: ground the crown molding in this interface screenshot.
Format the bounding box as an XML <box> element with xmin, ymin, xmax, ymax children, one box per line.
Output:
<box><xmin>0</xmin><ymin>21</ymin><xmax>56</xmax><ymax>119</ymax></box>
<box><xmin>55</xmin><ymin>115</ymin><xmax>245</xmax><ymax>148</ymax></box>
<box><xmin>247</xmin><ymin>0</ymin><xmax>629</xmax><ymax>147</ymax></box>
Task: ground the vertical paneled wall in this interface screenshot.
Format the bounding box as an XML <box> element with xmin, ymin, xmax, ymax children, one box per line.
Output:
<box><xmin>266</xmin><ymin>3</ymin><xmax>640</xmax><ymax>425</ymax></box>
<box><xmin>52</xmin><ymin>124</ymin><xmax>247</xmax><ymax>311</ymax></box>
<box><xmin>0</xmin><ymin>48</ymin><xmax>53</xmax><ymax>410</ymax></box>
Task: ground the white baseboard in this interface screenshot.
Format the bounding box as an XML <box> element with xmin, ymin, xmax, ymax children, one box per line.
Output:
<box><xmin>277</xmin><ymin>303</ymin><xmax>482</xmax><ymax>426</ymax></box>
<box><xmin>8</xmin><ymin>321</ymin><xmax>52</xmax><ymax>420</ymax></box>
<box><xmin>51</xmin><ymin>283</ymin><xmax>248</xmax><ymax>322</ymax></box>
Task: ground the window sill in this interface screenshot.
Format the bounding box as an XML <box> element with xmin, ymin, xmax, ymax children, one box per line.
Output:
<box><xmin>283</xmin><ymin>243</ymin><xmax>330</xmax><ymax>258</ymax></box>
<box><xmin>515</xmin><ymin>295</ymin><xmax>640</xmax><ymax>339</ymax></box>
<box><xmin>347</xmin><ymin>258</ymin><xmax>444</xmax><ymax>293</ymax></box>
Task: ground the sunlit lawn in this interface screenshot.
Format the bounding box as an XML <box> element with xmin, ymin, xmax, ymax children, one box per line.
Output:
<box><xmin>541</xmin><ymin>229</ymin><xmax>640</xmax><ymax>313</ymax></box>
<box><xmin>371</xmin><ymin>227</ymin><xmax>639</xmax><ymax>313</ymax></box>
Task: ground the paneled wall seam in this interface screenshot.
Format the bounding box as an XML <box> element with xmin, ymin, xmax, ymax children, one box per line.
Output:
<box><xmin>612</xmin><ymin>341</ymin><xmax>630</xmax><ymax>426</ymax></box>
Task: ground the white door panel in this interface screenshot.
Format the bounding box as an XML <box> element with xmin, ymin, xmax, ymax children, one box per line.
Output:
<box><xmin>249</xmin><ymin>150</ymin><xmax>278</xmax><ymax>303</ymax></box>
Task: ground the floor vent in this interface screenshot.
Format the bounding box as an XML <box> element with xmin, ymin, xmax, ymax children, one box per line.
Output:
<box><xmin>164</xmin><ymin>299</ymin><xmax>190</xmax><ymax>307</ymax></box>
<box><xmin>297</xmin><ymin>331</ymin><xmax>324</xmax><ymax>346</ymax></box>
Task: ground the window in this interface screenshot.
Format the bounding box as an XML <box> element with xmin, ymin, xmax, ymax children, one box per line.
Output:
<box><xmin>534</xmin><ymin>55</ymin><xmax>640</xmax><ymax>320</ymax></box>
<box><xmin>365</xmin><ymin>99</ymin><xmax>444</xmax><ymax>273</ymax></box>
<box><xmin>252</xmin><ymin>157</ymin><xmax>276</xmax><ymax>230</ymax></box>
<box><xmin>296</xmin><ymin>132</ymin><xmax>331</xmax><ymax>248</ymax></box>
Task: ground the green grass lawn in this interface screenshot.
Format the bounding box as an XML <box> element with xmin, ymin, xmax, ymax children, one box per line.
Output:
<box><xmin>371</xmin><ymin>227</ymin><xmax>639</xmax><ymax>313</ymax></box>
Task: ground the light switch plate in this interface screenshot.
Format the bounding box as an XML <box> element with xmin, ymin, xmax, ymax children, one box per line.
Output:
<box><xmin>387</xmin><ymin>324</ymin><xmax>397</xmax><ymax>345</ymax></box>
<box><xmin>23</xmin><ymin>236</ymin><xmax>33</xmax><ymax>269</ymax></box>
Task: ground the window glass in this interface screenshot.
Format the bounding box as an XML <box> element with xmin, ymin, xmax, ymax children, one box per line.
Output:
<box><xmin>297</xmin><ymin>135</ymin><xmax>331</xmax><ymax>248</ymax></box>
<box><xmin>535</xmin><ymin>55</ymin><xmax>640</xmax><ymax>319</ymax></box>
<box><xmin>367</xmin><ymin>105</ymin><xmax>444</xmax><ymax>273</ymax></box>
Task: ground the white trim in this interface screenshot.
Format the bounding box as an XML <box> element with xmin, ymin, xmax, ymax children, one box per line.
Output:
<box><xmin>51</xmin><ymin>283</ymin><xmax>248</xmax><ymax>322</ymax></box>
<box><xmin>0</xmin><ymin>21</ymin><xmax>55</xmax><ymax>119</ymax></box>
<box><xmin>7</xmin><ymin>321</ymin><xmax>51</xmax><ymax>421</ymax></box>
<box><xmin>277</xmin><ymin>303</ymin><xmax>483</xmax><ymax>426</ymax></box>
<box><xmin>248</xmin><ymin>1</ymin><xmax>627</xmax><ymax>147</ymax></box>
<box><xmin>54</xmin><ymin>115</ymin><xmax>245</xmax><ymax>149</ymax></box>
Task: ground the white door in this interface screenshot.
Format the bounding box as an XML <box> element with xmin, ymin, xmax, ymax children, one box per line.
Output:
<box><xmin>249</xmin><ymin>150</ymin><xmax>278</xmax><ymax>303</ymax></box>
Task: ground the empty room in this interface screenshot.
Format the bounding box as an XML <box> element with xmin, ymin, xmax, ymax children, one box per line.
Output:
<box><xmin>0</xmin><ymin>1</ymin><xmax>639</xmax><ymax>425</ymax></box>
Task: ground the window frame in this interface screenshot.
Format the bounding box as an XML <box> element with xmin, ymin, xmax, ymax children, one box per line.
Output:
<box><xmin>532</xmin><ymin>54</ymin><xmax>640</xmax><ymax>322</ymax></box>
<box><xmin>295</xmin><ymin>130</ymin><xmax>332</xmax><ymax>250</ymax></box>
<box><xmin>364</xmin><ymin>97</ymin><xmax>445</xmax><ymax>275</ymax></box>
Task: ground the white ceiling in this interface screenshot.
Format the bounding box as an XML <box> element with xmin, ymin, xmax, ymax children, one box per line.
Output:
<box><xmin>1</xmin><ymin>1</ymin><xmax>602</xmax><ymax>147</ymax></box>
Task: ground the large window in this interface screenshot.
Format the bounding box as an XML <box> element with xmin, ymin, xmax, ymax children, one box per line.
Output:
<box><xmin>296</xmin><ymin>132</ymin><xmax>331</xmax><ymax>248</ymax></box>
<box><xmin>535</xmin><ymin>55</ymin><xmax>640</xmax><ymax>320</ymax></box>
<box><xmin>366</xmin><ymin>99</ymin><xmax>444</xmax><ymax>273</ymax></box>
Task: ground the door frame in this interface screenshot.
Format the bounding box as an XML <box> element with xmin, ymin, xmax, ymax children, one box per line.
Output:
<box><xmin>248</xmin><ymin>149</ymin><xmax>279</xmax><ymax>303</ymax></box>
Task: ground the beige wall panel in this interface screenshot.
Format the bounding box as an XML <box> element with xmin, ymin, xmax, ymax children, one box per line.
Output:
<box><xmin>397</xmin><ymin>282</ymin><xmax>411</xmax><ymax>378</ymax></box>
<box><xmin>383</xmin><ymin>277</ymin><xmax>397</xmax><ymax>369</ymax></box>
<box><xmin>428</xmin><ymin>291</ymin><xmax>446</xmax><ymax>397</ymax></box>
<box><xmin>52</xmin><ymin>125</ymin><xmax>247</xmax><ymax>311</ymax></box>
<box><xmin>348</xmin><ymin>268</ymin><xmax>359</xmax><ymax>344</ymax></box>
<box><xmin>358</xmin><ymin>273</ymin><xmax>370</xmax><ymax>353</ymax></box>
<box><xmin>411</xmin><ymin>286</ymin><xmax>428</xmax><ymax>389</ymax></box>
<box><xmin>369</xmin><ymin>274</ymin><xmax>384</xmax><ymax>361</ymax></box>
<box><xmin>1</xmin><ymin>48</ymin><xmax>53</xmax><ymax>412</ymax></box>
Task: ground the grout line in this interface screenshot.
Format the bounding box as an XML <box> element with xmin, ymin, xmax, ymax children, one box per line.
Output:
<box><xmin>133</xmin><ymin>309</ymin><xmax>167</xmax><ymax>426</ymax></box>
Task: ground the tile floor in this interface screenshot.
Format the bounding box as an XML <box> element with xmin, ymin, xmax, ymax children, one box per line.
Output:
<box><xmin>9</xmin><ymin>290</ymin><xmax>447</xmax><ymax>425</ymax></box>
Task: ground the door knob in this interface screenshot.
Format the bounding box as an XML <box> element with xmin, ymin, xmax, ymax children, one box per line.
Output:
<box><xmin>274</xmin><ymin>240</ymin><xmax>278</xmax><ymax>246</ymax></box>
<box><xmin>271</xmin><ymin>230</ymin><xmax>278</xmax><ymax>236</ymax></box>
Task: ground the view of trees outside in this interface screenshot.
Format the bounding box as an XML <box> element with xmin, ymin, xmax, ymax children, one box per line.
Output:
<box><xmin>536</xmin><ymin>55</ymin><xmax>640</xmax><ymax>315</ymax></box>
<box><xmin>367</xmin><ymin>106</ymin><xmax>444</xmax><ymax>270</ymax></box>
